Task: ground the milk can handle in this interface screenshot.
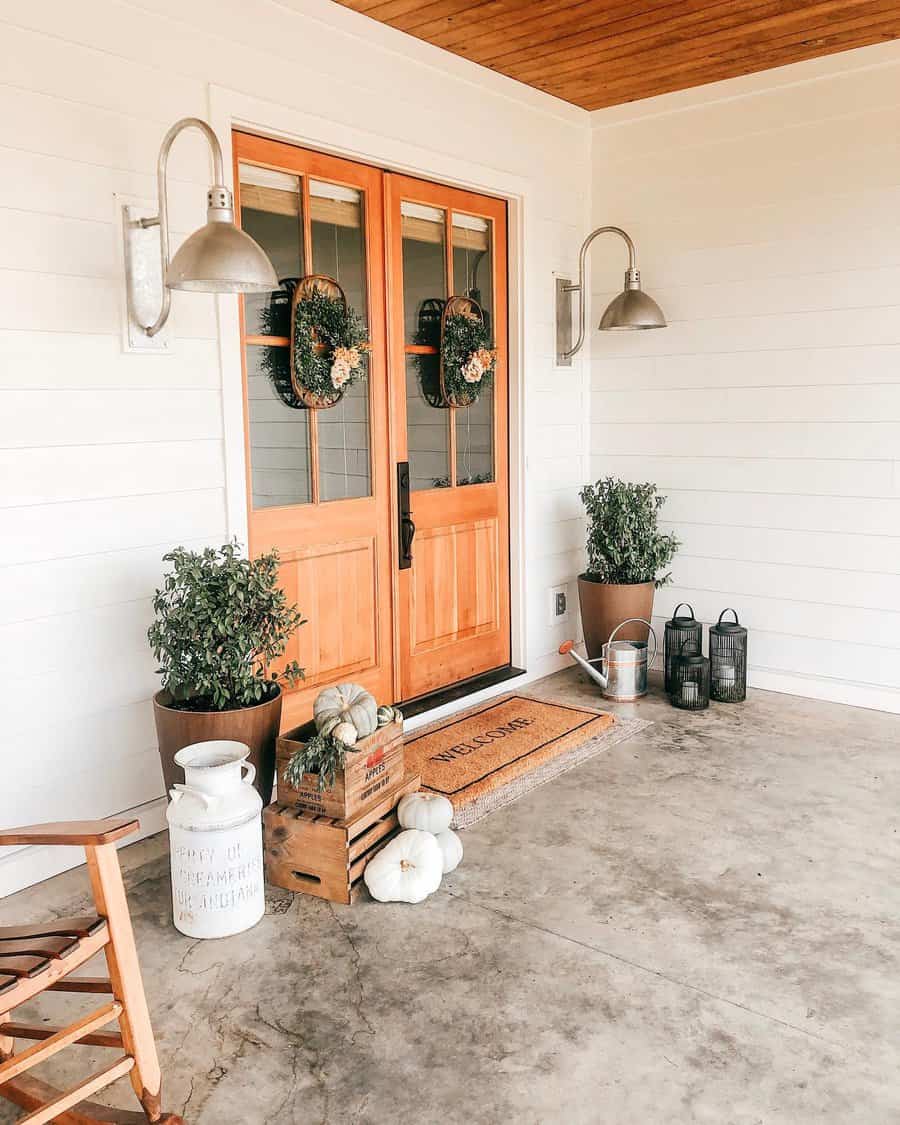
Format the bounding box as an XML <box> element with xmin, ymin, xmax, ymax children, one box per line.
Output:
<box><xmin>242</xmin><ymin>762</ymin><xmax>256</xmax><ymax>787</ymax></box>
<box><xmin>171</xmin><ymin>783</ymin><xmax>217</xmax><ymax>809</ymax></box>
<box><xmin>607</xmin><ymin>617</ymin><xmax>658</xmax><ymax>670</ymax></box>
<box><xmin>672</xmin><ymin>602</ymin><xmax>695</xmax><ymax>621</ymax></box>
<box><xmin>717</xmin><ymin>607</ymin><xmax>740</xmax><ymax>626</ymax></box>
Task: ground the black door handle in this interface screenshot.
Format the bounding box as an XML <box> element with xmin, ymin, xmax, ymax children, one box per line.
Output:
<box><xmin>397</xmin><ymin>462</ymin><xmax>414</xmax><ymax>570</ymax></box>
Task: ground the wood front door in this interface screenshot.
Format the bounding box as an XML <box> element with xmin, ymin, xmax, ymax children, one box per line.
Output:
<box><xmin>234</xmin><ymin>134</ymin><xmax>510</xmax><ymax>719</ymax></box>
<box><xmin>386</xmin><ymin>174</ymin><xmax>510</xmax><ymax>700</ymax></box>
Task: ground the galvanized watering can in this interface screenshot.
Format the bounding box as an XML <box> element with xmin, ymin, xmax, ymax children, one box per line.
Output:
<box><xmin>560</xmin><ymin>618</ymin><xmax>658</xmax><ymax>702</ymax></box>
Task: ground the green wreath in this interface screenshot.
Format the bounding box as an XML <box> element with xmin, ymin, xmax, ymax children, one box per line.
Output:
<box><xmin>291</xmin><ymin>286</ymin><xmax>368</xmax><ymax>407</ymax></box>
<box><xmin>441</xmin><ymin>309</ymin><xmax>496</xmax><ymax>407</ymax></box>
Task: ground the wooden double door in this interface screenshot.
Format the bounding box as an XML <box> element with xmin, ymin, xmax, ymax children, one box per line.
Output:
<box><xmin>234</xmin><ymin>133</ymin><xmax>510</xmax><ymax>729</ymax></box>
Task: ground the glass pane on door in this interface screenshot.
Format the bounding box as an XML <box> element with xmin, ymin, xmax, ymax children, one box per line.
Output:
<box><xmin>401</xmin><ymin>201</ymin><xmax>450</xmax><ymax>490</ymax></box>
<box><xmin>452</xmin><ymin>212</ymin><xmax>494</xmax><ymax>486</ymax></box>
<box><xmin>238</xmin><ymin>165</ymin><xmax>303</xmax><ymax>337</ymax></box>
<box><xmin>245</xmin><ymin>344</ymin><xmax>312</xmax><ymax>508</ymax></box>
<box><xmin>309</xmin><ymin>180</ymin><xmax>372</xmax><ymax>501</ymax></box>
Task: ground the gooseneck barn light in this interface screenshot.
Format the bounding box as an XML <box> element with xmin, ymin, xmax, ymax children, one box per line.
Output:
<box><xmin>122</xmin><ymin>117</ymin><xmax>277</xmax><ymax>344</ymax></box>
<box><xmin>555</xmin><ymin>226</ymin><xmax>666</xmax><ymax>365</ymax></box>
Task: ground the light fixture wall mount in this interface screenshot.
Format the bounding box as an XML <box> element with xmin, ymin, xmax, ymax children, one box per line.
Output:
<box><xmin>555</xmin><ymin>225</ymin><xmax>666</xmax><ymax>366</ymax></box>
<box><xmin>122</xmin><ymin>117</ymin><xmax>278</xmax><ymax>350</ymax></box>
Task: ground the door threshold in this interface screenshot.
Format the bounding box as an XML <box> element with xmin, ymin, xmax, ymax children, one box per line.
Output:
<box><xmin>400</xmin><ymin>665</ymin><xmax>526</xmax><ymax>721</ymax></box>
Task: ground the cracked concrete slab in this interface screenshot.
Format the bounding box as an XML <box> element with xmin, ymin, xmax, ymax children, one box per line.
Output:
<box><xmin>1</xmin><ymin>671</ymin><xmax>898</xmax><ymax>1123</ymax></box>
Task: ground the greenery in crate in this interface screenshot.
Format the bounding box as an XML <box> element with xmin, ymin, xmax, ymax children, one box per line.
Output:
<box><xmin>148</xmin><ymin>541</ymin><xmax>305</xmax><ymax>711</ymax></box>
<box><xmin>283</xmin><ymin>732</ymin><xmax>349</xmax><ymax>793</ymax></box>
<box><xmin>580</xmin><ymin>477</ymin><xmax>680</xmax><ymax>587</ymax></box>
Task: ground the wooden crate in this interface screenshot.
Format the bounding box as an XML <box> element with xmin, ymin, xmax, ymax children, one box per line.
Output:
<box><xmin>264</xmin><ymin>771</ymin><xmax>421</xmax><ymax>905</ymax></box>
<box><xmin>276</xmin><ymin>718</ymin><xmax>404</xmax><ymax>820</ymax></box>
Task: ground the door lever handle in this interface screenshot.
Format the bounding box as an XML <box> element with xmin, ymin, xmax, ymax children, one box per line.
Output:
<box><xmin>401</xmin><ymin>515</ymin><xmax>416</xmax><ymax>558</ymax></box>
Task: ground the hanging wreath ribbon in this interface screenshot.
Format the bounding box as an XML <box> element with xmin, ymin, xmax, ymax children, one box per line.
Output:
<box><xmin>439</xmin><ymin>296</ymin><xmax>497</xmax><ymax>408</ymax></box>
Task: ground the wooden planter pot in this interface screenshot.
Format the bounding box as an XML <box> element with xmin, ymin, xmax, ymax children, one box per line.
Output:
<box><xmin>577</xmin><ymin>577</ymin><xmax>654</xmax><ymax>661</ymax></box>
<box><xmin>153</xmin><ymin>687</ymin><xmax>282</xmax><ymax>805</ymax></box>
<box><xmin>276</xmin><ymin>719</ymin><xmax>404</xmax><ymax>820</ymax></box>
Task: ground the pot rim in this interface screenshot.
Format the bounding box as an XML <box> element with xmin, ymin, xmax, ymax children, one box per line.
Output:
<box><xmin>577</xmin><ymin>573</ymin><xmax>655</xmax><ymax>589</ymax></box>
<box><xmin>153</xmin><ymin>684</ymin><xmax>282</xmax><ymax>715</ymax></box>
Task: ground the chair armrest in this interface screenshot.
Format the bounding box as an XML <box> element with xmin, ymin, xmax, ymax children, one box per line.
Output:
<box><xmin>0</xmin><ymin>819</ymin><xmax>140</xmax><ymax>848</ymax></box>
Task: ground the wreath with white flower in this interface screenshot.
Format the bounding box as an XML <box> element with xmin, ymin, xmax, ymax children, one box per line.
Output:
<box><xmin>439</xmin><ymin>297</ymin><xmax>497</xmax><ymax>408</ymax></box>
<box><xmin>289</xmin><ymin>276</ymin><xmax>368</xmax><ymax>409</ymax></box>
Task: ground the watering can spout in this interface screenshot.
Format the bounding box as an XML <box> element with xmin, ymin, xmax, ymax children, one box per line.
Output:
<box><xmin>559</xmin><ymin>640</ymin><xmax>608</xmax><ymax>689</ymax></box>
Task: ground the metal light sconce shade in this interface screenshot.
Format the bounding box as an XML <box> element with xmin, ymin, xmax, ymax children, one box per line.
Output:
<box><xmin>124</xmin><ymin>117</ymin><xmax>277</xmax><ymax>340</ymax></box>
<box><xmin>556</xmin><ymin>226</ymin><xmax>665</xmax><ymax>364</ymax></box>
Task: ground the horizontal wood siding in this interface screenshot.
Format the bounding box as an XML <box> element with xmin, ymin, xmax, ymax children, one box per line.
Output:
<box><xmin>590</xmin><ymin>43</ymin><xmax>900</xmax><ymax>713</ymax></box>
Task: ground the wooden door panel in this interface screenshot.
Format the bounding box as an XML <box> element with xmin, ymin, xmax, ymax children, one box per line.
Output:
<box><xmin>411</xmin><ymin>520</ymin><xmax>499</xmax><ymax>652</ymax></box>
<box><xmin>234</xmin><ymin>133</ymin><xmax>393</xmax><ymax>731</ymax></box>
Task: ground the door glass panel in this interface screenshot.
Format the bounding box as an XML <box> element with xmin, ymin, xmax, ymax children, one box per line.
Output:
<box><xmin>456</xmin><ymin>388</ymin><xmax>494</xmax><ymax>485</ymax></box>
<box><xmin>402</xmin><ymin>202</ymin><xmax>446</xmax><ymax>343</ymax></box>
<box><xmin>406</xmin><ymin>355</ymin><xmax>449</xmax><ymax>489</ymax></box>
<box><xmin>245</xmin><ymin>344</ymin><xmax>311</xmax><ymax>508</ymax></box>
<box><xmin>452</xmin><ymin>212</ymin><xmax>493</xmax><ymax>331</ymax></box>
<box><xmin>309</xmin><ymin>180</ymin><xmax>372</xmax><ymax>501</ymax></box>
<box><xmin>452</xmin><ymin>213</ymin><xmax>495</xmax><ymax>485</ymax></box>
<box><xmin>402</xmin><ymin>201</ymin><xmax>449</xmax><ymax>489</ymax></box>
<box><xmin>238</xmin><ymin>164</ymin><xmax>302</xmax><ymax>337</ymax></box>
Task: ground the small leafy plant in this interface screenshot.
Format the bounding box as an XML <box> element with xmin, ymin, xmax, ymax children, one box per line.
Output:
<box><xmin>580</xmin><ymin>477</ymin><xmax>680</xmax><ymax>588</ymax></box>
<box><xmin>284</xmin><ymin>732</ymin><xmax>349</xmax><ymax>792</ymax></box>
<box><xmin>148</xmin><ymin>542</ymin><xmax>305</xmax><ymax>711</ymax></box>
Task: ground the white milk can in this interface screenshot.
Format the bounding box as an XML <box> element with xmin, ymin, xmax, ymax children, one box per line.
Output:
<box><xmin>167</xmin><ymin>740</ymin><xmax>265</xmax><ymax>939</ymax></box>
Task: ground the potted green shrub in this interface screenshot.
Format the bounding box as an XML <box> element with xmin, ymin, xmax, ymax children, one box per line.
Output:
<box><xmin>149</xmin><ymin>542</ymin><xmax>305</xmax><ymax>804</ymax></box>
<box><xmin>578</xmin><ymin>478</ymin><xmax>680</xmax><ymax>659</ymax></box>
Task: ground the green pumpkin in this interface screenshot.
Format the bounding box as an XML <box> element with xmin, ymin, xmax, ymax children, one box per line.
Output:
<box><xmin>313</xmin><ymin>682</ymin><xmax>378</xmax><ymax>739</ymax></box>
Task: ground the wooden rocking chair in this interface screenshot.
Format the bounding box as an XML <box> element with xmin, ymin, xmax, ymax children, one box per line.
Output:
<box><xmin>0</xmin><ymin>819</ymin><xmax>183</xmax><ymax>1124</ymax></box>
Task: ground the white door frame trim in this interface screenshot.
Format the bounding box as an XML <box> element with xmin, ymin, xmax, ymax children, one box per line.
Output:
<box><xmin>208</xmin><ymin>82</ymin><xmax>532</xmax><ymax>676</ymax></box>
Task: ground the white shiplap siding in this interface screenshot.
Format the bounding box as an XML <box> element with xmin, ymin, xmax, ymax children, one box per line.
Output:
<box><xmin>0</xmin><ymin>0</ymin><xmax>590</xmax><ymax>892</ymax></box>
<box><xmin>590</xmin><ymin>42</ymin><xmax>900</xmax><ymax>714</ymax></box>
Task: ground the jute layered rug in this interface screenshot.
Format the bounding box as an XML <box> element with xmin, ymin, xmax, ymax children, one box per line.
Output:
<box><xmin>403</xmin><ymin>694</ymin><xmax>651</xmax><ymax>828</ymax></box>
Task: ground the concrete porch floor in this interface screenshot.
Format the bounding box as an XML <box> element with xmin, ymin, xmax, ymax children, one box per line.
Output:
<box><xmin>1</xmin><ymin>669</ymin><xmax>898</xmax><ymax>1124</ymax></box>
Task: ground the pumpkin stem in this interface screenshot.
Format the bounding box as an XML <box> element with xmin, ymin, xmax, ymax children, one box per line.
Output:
<box><xmin>400</xmin><ymin>860</ymin><xmax>415</xmax><ymax>872</ymax></box>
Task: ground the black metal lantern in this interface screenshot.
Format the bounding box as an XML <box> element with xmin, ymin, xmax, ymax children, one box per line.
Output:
<box><xmin>710</xmin><ymin>608</ymin><xmax>748</xmax><ymax>702</ymax></box>
<box><xmin>664</xmin><ymin>602</ymin><xmax>702</xmax><ymax>692</ymax></box>
<box><xmin>669</xmin><ymin>640</ymin><xmax>710</xmax><ymax>711</ymax></box>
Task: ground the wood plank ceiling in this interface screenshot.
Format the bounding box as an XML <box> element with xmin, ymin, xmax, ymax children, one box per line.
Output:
<box><xmin>333</xmin><ymin>0</ymin><xmax>900</xmax><ymax>110</ymax></box>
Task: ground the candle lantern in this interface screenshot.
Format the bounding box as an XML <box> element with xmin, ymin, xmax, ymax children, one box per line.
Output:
<box><xmin>664</xmin><ymin>603</ymin><xmax>702</xmax><ymax>693</ymax></box>
<box><xmin>710</xmin><ymin>608</ymin><xmax>747</xmax><ymax>702</ymax></box>
<box><xmin>669</xmin><ymin>641</ymin><xmax>710</xmax><ymax>711</ymax></box>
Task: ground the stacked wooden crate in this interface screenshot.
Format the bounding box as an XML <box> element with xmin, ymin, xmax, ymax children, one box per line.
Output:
<box><xmin>263</xmin><ymin>718</ymin><xmax>418</xmax><ymax>904</ymax></box>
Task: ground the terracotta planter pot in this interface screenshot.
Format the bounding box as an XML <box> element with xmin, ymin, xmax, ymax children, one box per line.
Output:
<box><xmin>153</xmin><ymin>687</ymin><xmax>283</xmax><ymax>805</ymax></box>
<box><xmin>577</xmin><ymin>576</ymin><xmax>655</xmax><ymax>661</ymax></box>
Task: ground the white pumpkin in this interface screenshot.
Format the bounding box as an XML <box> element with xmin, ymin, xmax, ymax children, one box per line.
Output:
<box><xmin>313</xmin><ymin>683</ymin><xmax>378</xmax><ymax>739</ymax></box>
<box><xmin>397</xmin><ymin>792</ymin><xmax>454</xmax><ymax>834</ymax></box>
<box><xmin>332</xmin><ymin>721</ymin><xmax>358</xmax><ymax>747</ymax></box>
<box><xmin>434</xmin><ymin>829</ymin><xmax>463</xmax><ymax>874</ymax></box>
<box><xmin>364</xmin><ymin>830</ymin><xmax>443</xmax><ymax>904</ymax></box>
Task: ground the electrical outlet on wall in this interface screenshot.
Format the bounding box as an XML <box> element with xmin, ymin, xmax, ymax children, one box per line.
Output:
<box><xmin>550</xmin><ymin>583</ymin><xmax>570</xmax><ymax>625</ymax></box>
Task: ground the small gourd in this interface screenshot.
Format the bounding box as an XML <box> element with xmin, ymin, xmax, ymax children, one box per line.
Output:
<box><xmin>397</xmin><ymin>792</ymin><xmax>453</xmax><ymax>835</ymax></box>
<box><xmin>434</xmin><ymin>829</ymin><xmax>463</xmax><ymax>874</ymax></box>
<box><xmin>313</xmin><ymin>683</ymin><xmax>378</xmax><ymax>740</ymax></box>
<box><xmin>363</xmin><ymin>830</ymin><xmax>443</xmax><ymax>904</ymax></box>
<box><xmin>332</xmin><ymin>721</ymin><xmax>358</xmax><ymax>747</ymax></box>
<box><xmin>376</xmin><ymin>705</ymin><xmax>402</xmax><ymax>727</ymax></box>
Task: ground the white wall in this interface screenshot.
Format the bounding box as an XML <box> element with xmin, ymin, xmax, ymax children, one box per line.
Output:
<box><xmin>589</xmin><ymin>42</ymin><xmax>900</xmax><ymax>714</ymax></box>
<box><xmin>0</xmin><ymin>0</ymin><xmax>590</xmax><ymax>893</ymax></box>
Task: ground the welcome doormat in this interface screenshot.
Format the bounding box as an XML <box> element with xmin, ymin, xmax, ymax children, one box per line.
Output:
<box><xmin>403</xmin><ymin>694</ymin><xmax>650</xmax><ymax>828</ymax></box>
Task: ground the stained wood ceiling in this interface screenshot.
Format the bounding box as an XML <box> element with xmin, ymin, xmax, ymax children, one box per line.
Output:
<box><xmin>334</xmin><ymin>0</ymin><xmax>900</xmax><ymax>110</ymax></box>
